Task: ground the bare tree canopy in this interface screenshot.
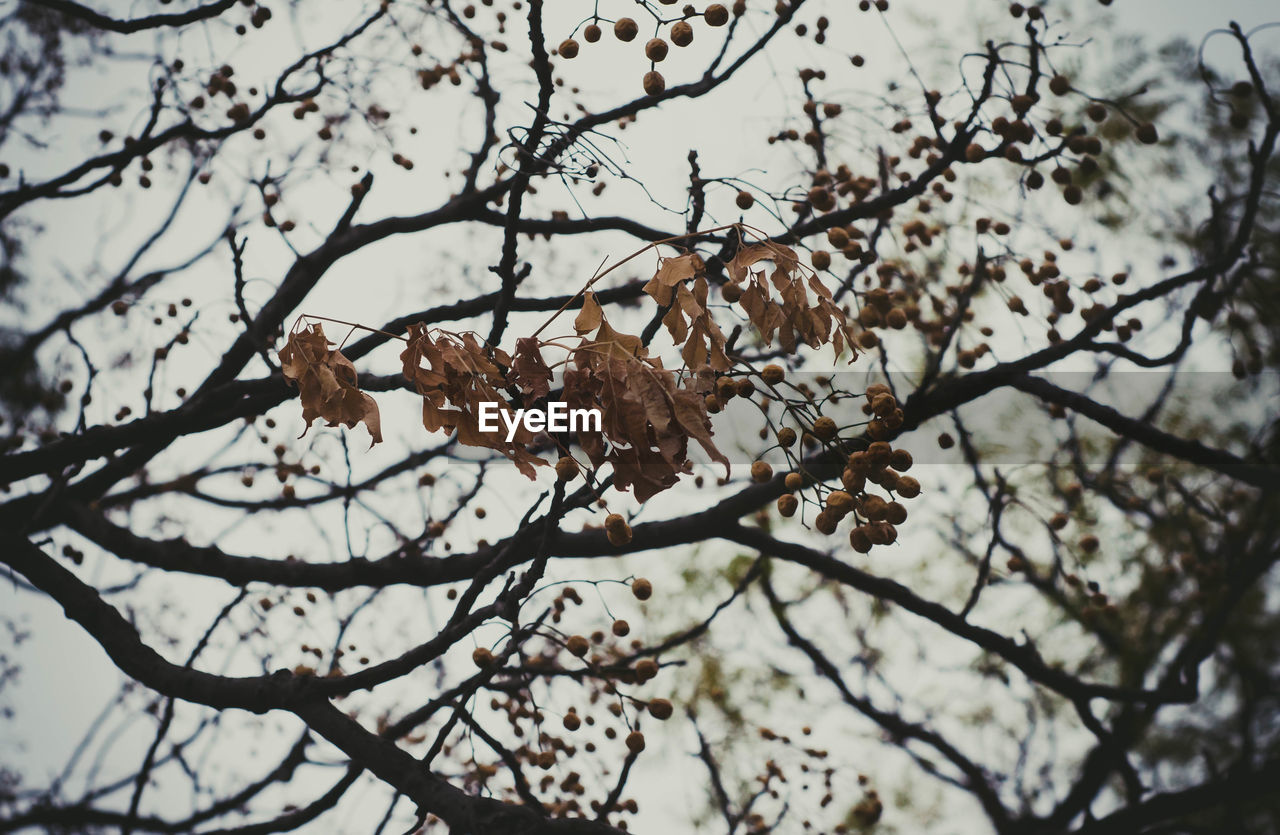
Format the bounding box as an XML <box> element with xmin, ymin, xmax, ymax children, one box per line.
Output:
<box><xmin>1</xmin><ymin>0</ymin><xmax>1278</xmax><ymax>833</ymax></box>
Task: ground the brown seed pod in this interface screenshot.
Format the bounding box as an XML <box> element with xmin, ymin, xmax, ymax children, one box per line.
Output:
<box><xmin>634</xmin><ymin>658</ymin><xmax>659</xmax><ymax>681</ymax></box>
<box><xmin>784</xmin><ymin>472</ymin><xmax>805</xmax><ymax>490</ymax></box>
<box><xmin>1136</xmin><ymin>122</ymin><xmax>1158</xmax><ymax>144</ymax></box>
<box><xmin>751</xmin><ymin>461</ymin><xmax>774</xmax><ymax>483</ymax></box>
<box><xmin>811</xmin><ymin>249</ymin><xmax>832</xmax><ymax>270</ymax></box>
<box><xmin>642</xmin><ymin>70</ymin><xmax>666</xmax><ymax>95</ymax></box>
<box><xmin>777</xmin><ymin>494</ymin><xmax>799</xmax><ymax>517</ymax></box>
<box><xmin>1079</xmin><ymin>534</ymin><xmax>1100</xmax><ymax>553</ymax></box>
<box><xmin>607</xmin><ymin>525</ymin><xmax>633</xmax><ymax>547</ymax></box>
<box><xmin>563</xmin><ymin>712</ymin><xmax>582</xmax><ymax>731</ymax></box>
<box><xmin>736</xmin><ymin>189</ymin><xmax>754</xmax><ymax>209</ymax></box>
<box><xmin>826</xmin><ymin>490</ymin><xmax>854</xmax><ymax>515</ymax></box>
<box><xmin>671</xmin><ymin>20</ymin><xmax>694</xmax><ymax>46</ymax></box>
<box><xmin>808</xmin><ymin>186</ymin><xmax>834</xmax><ymax>211</ymax></box>
<box><xmin>648</xmin><ymin>698</ymin><xmax>674</xmax><ymax>720</ymax></box>
<box><xmin>626</xmin><ymin>730</ymin><xmax>646</xmax><ymax>753</ymax></box>
<box><xmin>965</xmin><ymin>143</ymin><xmax>985</xmax><ymax>163</ymax></box>
<box><xmin>584</xmin><ymin>23</ymin><xmax>602</xmax><ymax>42</ymax></box>
<box><xmin>889</xmin><ymin>449</ymin><xmax>913</xmax><ymax>471</ymax></box>
<box><xmin>632</xmin><ymin>577</ymin><xmax>653</xmax><ymax>600</ymax></box>
<box><xmin>1086</xmin><ymin>102</ymin><xmax>1107</xmax><ymax>122</ymax></box>
<box><xmin>472</xmin><ymin>647</ymin><xmax>496</xmax><ymax>668</ymax></box>
<box><xmin>812</xmin><ymin>415</ymin><xmax>838</xmax><ymax>441</ymax></box>
<box><xmin>814</xmin><ymin>510</ymin><xmax>839</xmax><ymax>535</ymax></box>
<box><xmin>555</xmin><ymin>456</ymin><xmax>580</xmax><ymax>481</ymax></box>
<box><xmin>645</xmin><ymin>38</ymin><xmax>669</xmax><ymax>62</ymax></box>
<box><xmin>567</xmin><ymin>635</ymin><xmax>590</xmax><ymax>657</ymax></box>
<box><xmin>761</xmin><ymin>364</ymin><xmax>785</xmax><ymax>385</ymax></box>
<box><xmin>704</xmin><ymin>3</ymin><xmax>729</xmax><ymax>25</ymax></box>
<box><xmin>885</xmin><ymin>502</ymin><xmax>908</xmax><ymax>525</ymax></box>
<box><xmin>1049</xmin><ymin>74</ymin><xmax>1070</xmax><ymax>96</ymax></box>
<box><xmin>849</xmin><ymin>526</ymin><xmax>873</xmax><ymax>553</ymax></box>
<box><xmin>612</xmin><ymin>619</ymin><xmax>631</xmax><ymax>637</ymax></box>
<box><xmin>614</xmin><ymin>17</ymin><xmax>639</xmax><ymax>41</ymax></box>
<box><xmin>559</xmin><ymin>38</ymin><xmax>580</xmax><ymax>58</ymax></box>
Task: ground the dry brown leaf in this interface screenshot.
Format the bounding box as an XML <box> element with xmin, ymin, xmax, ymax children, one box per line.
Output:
<box><xmin>574</xmin><ymin>291</ymin><xmax>603</xmax><ymax>335</ymax></box>
<box><xmin>279</xmin><ymin>323</ymin><xmax>383</xmax><ymax>447</ymax></box>
<box><xmin>724</xmin><ymin>240</ymin><xmax>856</xmax><ymax>361</ymax></box>
<box><xmin>642</xmin><ymin>252</ymin><xmax>703</xmax><ymax>306</ymax></box>
<box><xmin>400</xmin><ymin>324</ymin><xmax>546</xmax><ymax>479</ymax></box>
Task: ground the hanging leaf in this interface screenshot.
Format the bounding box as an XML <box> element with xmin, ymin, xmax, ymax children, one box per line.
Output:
<box><xmin>642</xmin><ymin>252</ymin><xmax>703</xmax><ymax>306</ymax></box>
<box><xmin>278</xmin><ymin>323</ymin><xmax>383</xmax><ymax>448</ymax></box>
<box><xmin>400</xmin><ymin>324</ymin><xmax>546</xmax><ymax>479</ymax></box>
<box><xmin>574</xmin><ymin>291</ymin><xmax>603</xmax><ymax>335</ymax></box>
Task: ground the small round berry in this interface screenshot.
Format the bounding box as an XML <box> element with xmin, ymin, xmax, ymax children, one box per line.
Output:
<box><xmin>648</xmin><ymin>698</ymin><xmax>674</xmax><ymax>720</ymax></box>
<box><xmin>645</xmin><ymin>38</ymin><xmax>669</xmax><ymax>62</ymax></box>
<box><xmin>626</xmin><ymin>730</ymin><xmax>646</xmax><ymax>753</ymax></box>
<box><xmin>735</xmin><ymin>190</ymin><xmax>754</xmax><ymax>210</ymax></box>
<box><xmin>671</xmin><ymin>21</ymin><xmax>694</xmax><ymax>47</ymax></box>
<box><xmin>555</xmin><ymin>456</ymin><xmax>580</xmax><ymax>481</ymax></box>
<box><xmin>812</xmin><ymin>416</ymin><xmax>838</xmax><ymax>441</ymax></box>
<box><xmin>643</xmin><ymin>70</ymin><xmax>666</xmax><ymax>96</ymax></box>
<box><xmin>632</xmin><ymin>577</ymin><xmax>653</xmax><ymax>600</ymax></box>
<box><xmin>750</xmin><ymin>461</ymin><xmax>774</xmax><ymax>483</ymax></box>
<box><xmin>614</xmin><ymin>17</ymin><xmax>639</xmax><ymax>41</ymax></box>
<box><xmin>761</xmin><ymin>364</ymin><xmax>785</xmax><ymax>385</ymax></box>
<box><xmin>559</xmin><ymin>38</ymin><xmax>580</xmax><ymax>58</ymax></box>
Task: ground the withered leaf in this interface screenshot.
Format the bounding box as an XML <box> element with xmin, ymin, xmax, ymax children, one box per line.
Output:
<box><xmin>574</xmin><ymin>291</ymin><xmax>603</xmax><ymax>335</ymax></box>
<box><xmin>400</xmin><ymin>324</ymin><xmax>546</xmax><ymax>479</ymax></box>
<box><xmin>510</xmin><ymin>337</ymin><xmax>553</xmax><ymax>401</ymax></box>
<box><xmin>279</xmin><ymin>323</ymin><xmax>383</xmax><ymax>447</ymax></box>
<box><xmin>642</xmin><ymin>252</ymin><xmax>703</xmax><ymax>306</ymax></box>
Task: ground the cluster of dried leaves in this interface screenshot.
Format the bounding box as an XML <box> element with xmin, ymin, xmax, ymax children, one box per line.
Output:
<box><xmin>279</xmin><ymin>231</ymin><xmax>861</xmax><ymax>501</ymax></box>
